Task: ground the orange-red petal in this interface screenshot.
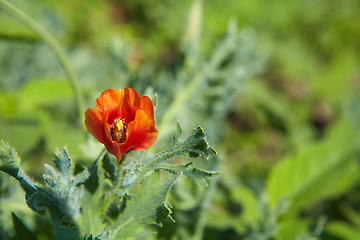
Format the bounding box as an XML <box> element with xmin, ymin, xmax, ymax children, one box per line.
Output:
<box><xmin>104</xmin><ymin>136</ymin><xmax>122</xmax><ymax>163</ymax></box>
<box><xmin>124</xmin><ymin>86</ymin><xmax>141</xmax><ymax>108</ymax></box>
<box><xmin>120</xmin><ymin>109</ymin><xmax>158</xmax><ymax>156</ymax></box>
<box><xmin>121</xmin><ymin>86</ymin><xmax>141</xmax><ymax>122</ymax></box>
<box><xmin>85</xmin><ymin>87</ymin><xmax>158</xmax><ymax>164</ymax></box>
<box><xmin>84</xmin><ymin>108</ymin><xmax>105</xmax><ymax>143</ymax></box>
<box><xmin>95</xmin><ymin>89</ymin><xmax>124</xmax><ymax>112</ymax></box>
<box><xmin>140</xmin><ymin>96</ymin><xmax>155</xmax><ymax>118</ymax></box>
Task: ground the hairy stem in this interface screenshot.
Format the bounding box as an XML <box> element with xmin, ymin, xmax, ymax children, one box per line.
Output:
<box><xmin>157</xmin><ymin>28</ymin><xmax>235</xmax><ymax>136</ymax></box>
<box><xmin>0</xmin><ymin>0</ymin><xmax>84</xmax><ymax>127</ymax></box>
<box><xmin>193</xmin><ymin>156</ymin><xmax>220</xmax><ymax>240</ymax></box>
<box><xmin>193</xmin><ymin>175</ymin><xmax>219</xmax><ymax>240</ymax></box>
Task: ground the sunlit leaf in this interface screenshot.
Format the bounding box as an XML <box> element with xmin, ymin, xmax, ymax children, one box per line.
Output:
<box><xmin>19</xmin><ymin>78</ymin><xmax>72</xmax><ymax>111</ymax></box>
<box><xmin>267</xmin><ymin>118</ymin><xmax>359</xmax><ymax>211</ymax></box>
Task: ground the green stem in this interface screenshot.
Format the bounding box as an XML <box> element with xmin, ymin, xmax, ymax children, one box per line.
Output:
<box><xmin>193</xmin><ymin>175</ymin><xmax>218</xmax><ymax>240</ymax></box>
<box><xmin>193</xmin><ymin>158</ymin><xmax>220</xmax><ymax>240</ymax></box>
<box><xmin>157</xmin><ymin>28</ymin><xmax>234</xmax><ymax>135</ymax></box>
<box><xmin>95</xmin><ymin>147</ymin><xmax>107</xmax><ymax>162</ymax></box>
<box><xmin>0</xmin><ymin>0</ymin><xmax>84</xmax><ymax>127</ymax></box>
<box><xmin>158</xmin><ymin>71</ymin><xmax>204</xmax><ymax>134</ymax></box>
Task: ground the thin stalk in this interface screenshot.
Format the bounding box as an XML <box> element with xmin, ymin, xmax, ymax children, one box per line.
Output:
<box><xmin>158</xmin><ymin>71</ymin><xmax>204</xmax><ymax>134</ymax></box>
<box><xmin>158</xmin><ymin>28</ymin><xmax>235</xmax><ymax>135</ymax></box>
<box><xmin>0</xmin><ymin>0</ymin><xmax>84</xmax><ymax>127</ymax></box>
<box><xmin>95</xmin><ymin>147</ymin><xmax>107</xmax><ymax>162</ymax></box>
<box><xmin>193</xmin><ymin>166</ymin><xmax>220</xmax><ymax>240</ymax></box>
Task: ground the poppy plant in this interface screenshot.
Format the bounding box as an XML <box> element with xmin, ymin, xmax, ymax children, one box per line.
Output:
<box><xmin>85</xmin><ymin>87</ymin><xmax>158</xmax><ymax>163</ymax></box>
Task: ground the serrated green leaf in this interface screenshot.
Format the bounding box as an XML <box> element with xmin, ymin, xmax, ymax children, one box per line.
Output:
<box><xmin>40</xmin><ymin>150</ymin><xmax>84</xmax><ymax>238</ymax></box>
<box><xmin>42</xmin><ymin>148</ymin><xmax>88</xmax><ymax>219</ymax></box>
<box><xmin>0</xmin><ymin>140</ymin><xmax>21</xmax><ymax>178</ymax></box>
<box><xmin>74</xmin><ymin>169</ymin><xmax>90</xmax><ymax>186</ymax></box>
<box><xmin>110</xmin><ymin>172</ymin><xmax>180</xmax><ymax>238</ymax></box>
<box><xmin>154</xmin><ymin>163</ymin><xmax>219</xmax><ymax>186</ymax></box>
<box><xmin>141</xmin><ymin>123</ymin><xmax>218</xmax><ymax>190</ymax></box>
<box><xmin>54</xmin><ymin>148</ymin><xmax>73</xmax><ymax>182</ymax></box>
<box><xmin>76</xmin><ymin>190</ymin><xmax>106</xmax><ymax>238</ymax></box>
<box><xmin>156</xmin><ymin>200</ymin><xmax>175</xmax><ymax>224</ymax></box>
<box><xmin>144</xmin><ymin>124</ymin><xmax>217</xmax><ymax>170</ymax></box>
<box><xmin>1</xmin><ymin>141</ymin><xmax>88</xmax><ymax>240</ymax></box>
<box><xmin>2</xmin><ymin>144</ymin><xmax>84</xmax><ymax>238</ymax></box>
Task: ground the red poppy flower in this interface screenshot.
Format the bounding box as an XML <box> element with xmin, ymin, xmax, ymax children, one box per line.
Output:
<box><xmin>85</xmin><ymin>87</ymin><xmax>158</xmax><ymax>163</ymax></box>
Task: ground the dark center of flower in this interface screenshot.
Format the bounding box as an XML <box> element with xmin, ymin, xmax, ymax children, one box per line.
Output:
<box><xmin>110</xmin><ymin>118</ymin><xmax>127</xmax><ymax>143</ymax></box>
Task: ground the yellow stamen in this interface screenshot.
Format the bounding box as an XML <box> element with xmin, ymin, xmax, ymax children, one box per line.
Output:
<box><xmin>115</xmin><ymin>118</ymin><xmax>124</xmax><ymax>130</ymax></box>
<box><xmin>111</xmin><ymin>118</ymin><xmax>127</xmax><ymax>143</ymax></box>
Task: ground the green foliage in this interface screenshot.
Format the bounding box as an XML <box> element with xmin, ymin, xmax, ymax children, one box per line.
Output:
<box><xmin>0</xmin><ymin>140</ymin><xmax>21</xmax><ymax>177</ymax></box>
<box><xmin>102</xmin><ymin>122</ymin><xmax>217</xmax><ymax>238</ymax></box>
<box><xmin>156</xmin><ymin>19</ymin><xmax>262</xmax><ymax>140</ymax></box>
<box><xmin>0</xmin><ymin>77</ymin><xmax>84</xmax><ymax>164</ymax></box>
<box><xmin>324</xmin><ymin>204</ymin><xmax>360</xmax><ymax>239</ymax></box>
<box><xmin>0</xmin><ymin>121</ymin><xmax>218</xmax><ymax>239</ymax></box>
<box><xmin>267</xmin><ymin>118</ymin><xmax>359</xmax><ymax>212</ymax></box>
<box><xmin>154</xmin><ymin>163</ymin><xmax>216</xmax><ymax>187</ymax></box>
<box><xmin>19</xmin><ymin>78</ymin><xmax>72</xmax><ymax>111</ymax></box>
<box><xmin>0</xmin><ymin>14</ymin><xmax>37</xmax><ymax>40</ymax></box>
<box><xmin>145</xmin><ymin>123</ymin><xmax>216</xmax><ymax>168</ymax></box>
<box><xmin>43</xmin><ymin>148</ymin><xmax>89</xmax><ymax>218</ymax></box>
<box><xmin>1</xmin><ymin>0</ymin><xmax>360</xmax><ymax>239</ymax></box>
<box><xmin>326</xmin><ymin>221</ymin><xmax>360</xmax><ymax>240</ymax></box>
<box><xmin>0</xmin><ymin>142</ymin><xmax>86</xmax><ymax>239</ymax></box>
<box><xmin>110</xmin><ymin>173</ymin><xmax>180</xmax><ymax>238</ymax></box>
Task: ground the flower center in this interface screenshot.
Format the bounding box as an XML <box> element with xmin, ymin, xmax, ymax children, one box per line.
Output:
<box><xmin>110</xmin><ymin>118</ymin><xmax>127</xmax><ymax>143</ymax></box>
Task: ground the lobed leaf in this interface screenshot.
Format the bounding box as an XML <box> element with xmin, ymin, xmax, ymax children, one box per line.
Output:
<box><xmin>76</xmin><ymin>190</ymin><xmax>107</xmax><ymax>238</ymax></box>
<box><xmin>0</xmin><ymin>140</ymin><xmax>21</xmax><ymax>178</ymax></box>
<box><xmin>1</xmin><ymin>143</ymin><xmax>86</xmax><ymax>239</ymax></box>
<box><xmin>53</xmin><ymin>148</ymin><xmax>73</xmax><ymax>183</ymax></box>
<box><xmin>144</xmin><ymin>123</ymin><xmax>216</xmax><ymax>169</ymax></box>
<box><xmin>153</xmin><ymin>163</ymin><xmax>219</xmax><ymax>186</ymax></box>
<box><xmin>110</xmin><ymin>172</ymin><xmax>180</xmax><ymax>239</ymax></box>
<box><xmin>141</xmin><ymin>123</ymin><xmax>218</xmax><ymax>188</ymax></box>
<box><xmin>43</xmin><ymin>148</ymin><xmax>89</xmax><ymax>218</ymax></box>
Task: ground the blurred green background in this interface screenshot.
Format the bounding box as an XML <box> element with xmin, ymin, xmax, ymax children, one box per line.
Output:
<box><xmin>1</xmin><ymin>0</ymin><xmax>360</xmax><ymax>239</ymax></box>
